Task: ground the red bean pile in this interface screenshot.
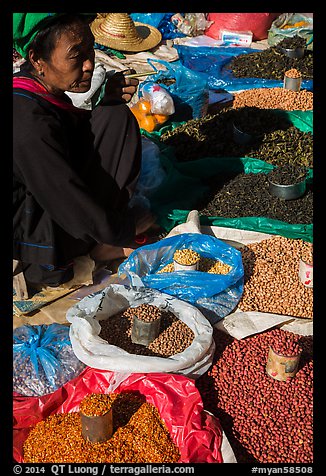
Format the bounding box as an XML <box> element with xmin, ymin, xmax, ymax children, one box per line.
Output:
<box><xmin>271</xmin><ymin>338</ymin><xmax>301</xmax><ymax>357</ymax></box>
<box><xmin>196</xmin><ymin>328</ymin><xmax>313</xmax><ymax>463</ymax></box>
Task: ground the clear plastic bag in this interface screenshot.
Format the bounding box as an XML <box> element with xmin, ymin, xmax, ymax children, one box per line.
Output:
<box><xmin>13</xmin><ymin>323</ymin><xmax>85</xmax><ymax>397</ymax></box>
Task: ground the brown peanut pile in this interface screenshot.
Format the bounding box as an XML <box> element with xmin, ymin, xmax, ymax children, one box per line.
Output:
<box><xmin>23</xmin><ymin>392</ymin><xmax>181</xmax><ymax>463</ymax></box>
<box><xmin>99</xmin><ymin>304</ymin><xmax>194</xmax><ymax>357</ymax></box>
<box><xmin>130</xmin><ymin>303</ymin><xmax>161</xmax><ymax>322</ymax></box>
<box><xmin>232</xmin><ymin>87</ymin><xmax>313</xmax><ymax>111</ymax></box>
<box><xmin>285</xmin><ymin>68</ymin><xmax>302</xmax><ymax>79</ymax></box>
<box><xmin>196</xmin><ymin>328</ymin><xmax>313</xmax><ymax>464</ymax></box>
<box><xmin>300</xmin><ymin>242</ymin><xmax>313</xmax><ymax>264</ymax></box>
<box><xmin>238</xmin><ymin>236</ymin><xmax>313</xmax><ymax>318</ymax></box>
<box><xmin>158</xmin><ymin>256</ymin><xmax>232</xmax><ymax>275</ymax></box>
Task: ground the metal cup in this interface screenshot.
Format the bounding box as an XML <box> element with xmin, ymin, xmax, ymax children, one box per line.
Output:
<box><xmin>279</xmin><ymin>46</ymin><xmax>305</xmax><ymax>59</ymax></box>
<box><xmin>299</xmin><ymin>258</ymin><xmax>313</xmax><ymax>288</ymax></box>
<box><xmin>283</xmin><ymin>75</ymin><xmax>302</xmax><ymax>92</ymax></box>
<box><xmin>131</xmin><ymin>314</ymin><xmax>161</xmax><ymax>346</ymax></box>
<box><xmin>80</xmin><ymin>408</ymin><xmax>113</xmax><ymax>443</ymax></box>
<box><xmin>233</xmin><ymin>123</ymin><xmax>253</xmax><ymax>144</ymax></box>
<box><xmin>268</xmin><ymin>178</ymin><xmax>306</xmax><ymax>200</ymax></box>
<box><xmin>173</xmin><ymin>259</ymin><xmax>199</xmax><ymax>271</ymax></box>
<box><xmin>266</xmin><ymin>346</ymin><xmax>301</xmax><ymax>382</ymax></box>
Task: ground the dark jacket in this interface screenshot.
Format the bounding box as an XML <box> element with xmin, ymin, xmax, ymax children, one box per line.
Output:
<box><xmin>13</xmin><ymin>71</ymin><xmax>135</xmax><ymax>268</ymax></box>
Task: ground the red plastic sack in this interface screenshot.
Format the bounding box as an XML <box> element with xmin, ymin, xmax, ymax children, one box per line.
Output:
<box><xmin>205</xmin><ymin>13</ymin><xmax>281</xmax><ymax>41</ymax></box>
<box><xmin>13</xmin><ymin>367</ymin><xmax>223</xmax><ymax>463</ymax></box>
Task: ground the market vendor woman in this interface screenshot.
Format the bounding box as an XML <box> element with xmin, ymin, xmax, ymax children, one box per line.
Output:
<box><xmin>13</xmin><ymin>13</ymin><xmax>158</xmax><ymax>290</ymax></box>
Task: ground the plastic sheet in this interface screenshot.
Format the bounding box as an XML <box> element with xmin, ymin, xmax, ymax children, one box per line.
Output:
<box><xmin>13</xmin><ymin>368</ymin><xmax>224</xmax><ymax>463</ymax></box>
<box><xmin>175</xmin><ymin>45</ymin><xmax>313</xmax><ymax>92</ymax></box>
<box><xmin>118</xmin><ymin>233</ymin><xmax>244</xmax><ymax>324</ymax></box>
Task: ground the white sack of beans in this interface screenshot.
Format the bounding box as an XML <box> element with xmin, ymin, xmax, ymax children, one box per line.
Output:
<box><xmin>66</xmin><ymin>284</ymin><xmax>215</xmax><ymax>379</ymax></box>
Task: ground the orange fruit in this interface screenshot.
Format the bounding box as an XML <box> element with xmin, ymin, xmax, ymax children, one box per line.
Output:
<box><xmin>138</xmin><ymin>99</ymin><xmax>152</xmax><ymax>113</ymax></box>
<box><xmin>140</xmin><ymin>114</ymin><xmax>157</xmax><ymax>132</ymax></box>
<box><xmin>154</xmin><ymin>114</ymin><xmax>168</xmax><ymax>124</ymax></box>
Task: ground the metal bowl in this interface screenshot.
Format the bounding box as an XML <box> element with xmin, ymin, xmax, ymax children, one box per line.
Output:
<box><xmin>268</xmin><ymin>178</ymin><xmax>306</xmax><ymax>200</ymax></box>
<box><xmin>233</xmin><ymin>123</ymin><xmax>253</xmax><ymax>144</ymax></box>
<box><xmin>279</xmin><ymin>46</ymin><xmax>305</xmax><ymax>58</ymax></box>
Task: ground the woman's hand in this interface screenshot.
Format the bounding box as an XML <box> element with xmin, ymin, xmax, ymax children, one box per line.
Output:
<box><xmin>103</xmin><ymin>69</ymin><xmax>139</xmax><ymax>104</ymax></box>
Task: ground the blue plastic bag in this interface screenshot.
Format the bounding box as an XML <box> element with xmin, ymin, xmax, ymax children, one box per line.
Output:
<box><xmin>130</xmin><ymin>13</ymin><xmax>187</xmax><ymax>39</ymax></box>
<box><xmin>13</xmin><ymin>323</ymin><xmax>85</xmax><ymax>396</ymax></box>
<box><xmin>141</xmin><ymin>58</ymin><xmax>209</xmax><ymax>121</ymax></box>
<box><xmin>175</xmin><ymin>45</ymin><xmax>313</xmax><ymax>92</ymax></box>
<box><xmin>118</xmin><ymin>233</ymin><xmax>244</xmax><ymax>324</ymax></box>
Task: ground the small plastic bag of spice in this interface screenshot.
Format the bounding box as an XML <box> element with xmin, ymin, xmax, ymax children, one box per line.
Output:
<box><xmin>13</xmin><ymin>323</ymin><xmax>85</xmax><ymax>397</ymax></box>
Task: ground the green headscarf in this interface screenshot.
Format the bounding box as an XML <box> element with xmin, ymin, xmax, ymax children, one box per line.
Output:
<box><xmin>13</xmin><ymin>13</ymin><xmax>95</xmax><ymax>59</ymax></box>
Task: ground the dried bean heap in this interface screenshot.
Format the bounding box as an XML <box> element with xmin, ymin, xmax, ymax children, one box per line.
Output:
<box><xmin>99</xmin><ymin>304</ymin><xmax>194</xmax><ymax>357</ymax></box>
<box><xmin>239</xmin><ymin>235</ymin><xmax>313</xmax><ymax>318</ymax></box>
<box><xmin>173</xmin><ymin>248</ymin><xmax>200</xmax><ymax>265</ymax></box>
<box><xmin>271</xmin><ymin>337</ymin><xmax>301</xmax><ymax>357</ymax></box>
<box><xmin>227</xmin><ymin>36</ymin><xmax>312</xmax><ymax>80</ymax></box>
<box><xmin>23</xmin><ymin>392</ymin><xmax>180</xmax><ymax>463</ymax></box>
<box><xmin>196</xmin><ymin>328</ymin><xmax>313</xmax><ymax>463</ymax></box>
<box><xmin>199</xmin><ymin>172</ymin><xmax>312</xmax><ymax>224</ymax></box>
<box><xmin>301</xmin><ymin>242</ymin><xmax>313</xmax><ymax>264</ymax></box>
<box><xmin>80</xmin><ymin>393</ymin><xmax>113</xmax><ymax>416</ymax></box>
<box><xmin>285</xmin><ymin>68</ymin><xmax>302</xmax><ymax>79</ymax></box>
<box><xmin>131</xmin><ymin>303</ymin><xmax>161</xmax><ymax>322</ymax></box>
<box><xmin>268</xmin><ymin>164</ymin><xmax>307</xmax><ymax>185</ymax></box>
<box><xmin>160</xmin><ymin>107</ymin><xmax>313</xmax><ymax>168</ymax></box>
<box><xmin>158</xmin><ymin>255</ymin><xmax>232</xmax><ymax>275</ymax></box>
<box><xmin>232</xmin><ymin>87</ymin><xmax>313</xmax><ymax>111</ymax></box>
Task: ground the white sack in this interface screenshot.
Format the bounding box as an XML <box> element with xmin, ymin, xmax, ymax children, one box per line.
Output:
<box><xmin>66</xmin><ymin>284</ymin><xmax>215</xmax><ymax>379</ymax></box>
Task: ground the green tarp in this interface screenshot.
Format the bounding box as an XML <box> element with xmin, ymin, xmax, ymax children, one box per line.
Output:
<box><xmin>144</xmin><ymin>110</ymin><xmax>313</xmax><ymax>243</ymax></box>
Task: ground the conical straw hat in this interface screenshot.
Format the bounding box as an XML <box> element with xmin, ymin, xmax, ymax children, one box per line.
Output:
<box><xmin>90</xmin><ymin>13</ymin><xmax>162</xmax><ymax>52</ymax></box>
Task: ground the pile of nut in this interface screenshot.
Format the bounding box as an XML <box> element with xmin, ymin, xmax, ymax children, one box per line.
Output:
<box><xmin>271</xmin><ymin>337</ymin><xmax>301</xmax><ymax>357</ymax></box>
<box><xmin>232</xmin><ymin>87</ymin><xmax>313</xmax><ymax>111</ymax></box>
<box><xmin>238</xmin><ymin>236</ymin><xmax>313</xmax><ymax>318</ymax></box>
<box><xmin>196</xmin><ymin>328</ymin><xmax>313</xmax><ymax>463</ymax></box>
<box><xmin>130</xmin><ymin>303</ymin><xmax>161</xmax><ymax>322</ymax></box>
<box><xmin>98</xmin><ymin>304</ymin><xmax>194</xmax><ymax>357</ymax></box>
<box><xmin>158</xmin><ymin>253</ymin><xmax>232</xmax><ymax>275</ymax></box>
<box><xmin>300</xmin><ymin>242</ymin><xmax>313</xmax><ymax>265</ymax></box>
<box><xmin>173</xmin><ymin>248</ymin><xmax>200</xmax><ymax>266</ymax></box>
<box><xmin>285</xmin><ymin>68</ymin><xmax>302</xmax><ymax>79</ymax></box>
<box><xmin>23</xmin><ymin>392</ymin><xmax>181</xmax><ymax>463</ymax></box>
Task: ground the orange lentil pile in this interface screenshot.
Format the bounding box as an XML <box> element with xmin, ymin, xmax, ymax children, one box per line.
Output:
<box><xmin>23</xmin><ymin>392</ymin><xmax>181</xmax><ymax>463</ymax></box>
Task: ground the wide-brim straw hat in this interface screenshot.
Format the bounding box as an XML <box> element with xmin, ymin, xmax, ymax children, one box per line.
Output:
<box><xmin>90</xmin><ymin>13</ymin><xmax>162</xmax><ymax>52</ymax></box>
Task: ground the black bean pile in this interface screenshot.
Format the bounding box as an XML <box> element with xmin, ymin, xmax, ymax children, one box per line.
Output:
<box><xmin>13</xmin><ymin>345</ymin><xmax>85</xmax><ymax>397</ymax></box>
<box><xmin>98</xmin><ymin>304</ymin><xmax>194</xmax><ymax>357</ymax></box>
<box><xmin>160</xmin><ymin>107</ymin><xmax>313</xmax><ymax>168</ymax></box>
<box><xmin>196</xmin><ymin>328</ymin><xmax>313</xmax><ymax>463</ymax></box>
<box><xmin>227</xmin><ymin>36</ymin><xmax>313</xmax><ymax>80</ymax></box>
<box><xmin>198</xmin><ymin>172</ymin><xmax>312</xmax><ymax>224</ymax></box>
<box><xmin>268</xmin><ymin>164</ymin><xmax>308</xmax><ymax>185</ymax></box>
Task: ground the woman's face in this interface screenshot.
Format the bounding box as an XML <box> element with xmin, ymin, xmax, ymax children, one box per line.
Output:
<box><xmin>35</xmin><ymin>21</ymin><xmax>95</xmax><ymax>95</ymax></box>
